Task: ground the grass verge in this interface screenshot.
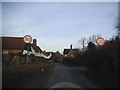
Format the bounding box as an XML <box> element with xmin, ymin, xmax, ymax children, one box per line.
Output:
<box><xmin>2</xmin><ymin>61</ymin><xmax>54</xmax><ymax>87</ymax></box>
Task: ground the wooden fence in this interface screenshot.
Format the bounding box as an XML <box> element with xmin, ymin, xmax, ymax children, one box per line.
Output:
<box><xmin>2</xmin><ymin>54</ymin><xmax>53</xmax><ymax>66</ymax></box>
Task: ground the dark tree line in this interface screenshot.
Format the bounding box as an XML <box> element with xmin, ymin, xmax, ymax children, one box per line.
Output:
<box><xmin>63</xmin><ymin>3</ymin><xmax>120</xmax><ymax>87</ymax></box>
<box><xmin>63</xmin><ymin>36</ymin><xmax>119</xmax><ymax>88</ymax></box>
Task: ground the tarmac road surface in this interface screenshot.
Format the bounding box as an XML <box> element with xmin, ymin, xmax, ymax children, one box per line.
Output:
<box><xmin>9</xmin><ymin>63</ymin><xmax>104</xmax><ymax>88</ymax></box>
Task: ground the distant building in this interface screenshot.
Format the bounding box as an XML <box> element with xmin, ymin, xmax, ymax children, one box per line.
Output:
<box><xmin>63</xmin><ymin>45</ymin><xmax>79</xmax><ymax>58</ymax></box>
<box><xmin>1</xmin><ymin>37</ymin><xmax>26</xmax><ymax>55</ymax></box>
<box><xmin>51</xmin><ymin>51</ymin><xmax>63</xmax><ymax>62</ymax></box>
<box><xmin>87</xmin><ymin>42</ymin><xmax>96</xmax><ymax>49</ymax></box>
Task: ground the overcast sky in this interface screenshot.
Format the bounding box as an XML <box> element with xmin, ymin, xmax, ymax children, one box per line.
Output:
<box><xmin>2</xmin><ymin>2</ymin><xmax>118</xmax><ymax>53</ymax></box>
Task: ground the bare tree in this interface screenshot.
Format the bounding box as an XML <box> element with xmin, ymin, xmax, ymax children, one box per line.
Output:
<box><xmin>78</xmin><ymin>34</ymin><xmax>101</xmax><ymax>51</ymax></box>
<box><xmin>115</xmin><ymin>2</ymin><xmax>120</xmax><ymax>37</ymax></box>
<box><xmin>87</xmin><ymin>34</ymin><xmax>101</xmax><ymax>44</ymax></box>
<box><xmin>117</xmin><ymin>1</ymin><xmax>120</xmax><ymax>37</ymax></box>
<box><xmin>78</xmin><ymin>37</ymin><xmax>86</xmax><ymax>51</ymax></box>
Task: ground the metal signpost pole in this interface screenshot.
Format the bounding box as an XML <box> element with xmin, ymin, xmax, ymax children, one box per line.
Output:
<box><xmin>26</xmin><ymin>43</ymin><xmax>29</xmax><ymax>64</ymax></box>
<box><xmin>23</xmin><ymin>35</ymin><xmax>32</xmax><ymax>65</ymax></box>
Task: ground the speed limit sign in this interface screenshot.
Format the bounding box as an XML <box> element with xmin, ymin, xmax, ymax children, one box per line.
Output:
<box><xmin>96</xmin><ymin>38</ymin><xmax>106</xmax><ymax>46</ymax></box>
<box><xmin>23</xmin><ymin>35</ymin><xmax>32</xmax><ymax>43</ymax></box>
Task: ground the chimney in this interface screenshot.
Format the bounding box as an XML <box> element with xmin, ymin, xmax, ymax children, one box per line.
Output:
<box><xmin>70</xmin><ymin>44</ymin><xmax>72</xmax><ymax>50</ymax></box>
<box><xmin>33</xmin><ymin>39</ymin><xmax>37</xmax><ymax>46</ymax></box>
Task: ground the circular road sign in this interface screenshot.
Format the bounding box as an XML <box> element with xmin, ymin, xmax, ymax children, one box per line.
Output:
<box><xmin>96</xmin><ymin>38</ymin><xmax>106</xmax><ymax>46</ymax></box>
<box><xmin>23</xmin><ymin>35</ymin><xmax>32</xmax><ymax>43</ymax></box>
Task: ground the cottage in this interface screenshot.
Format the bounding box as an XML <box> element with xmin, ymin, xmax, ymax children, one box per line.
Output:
<box><xmin>63</xmin><ymin>45</ymin><xmax>79</xmax><ymax>58</ymax></box>
<box><xmin>23</xmin><ymin>39</ymin><xmax>52</xmax><ymax>59</ymax></box>
<box><xmin>1</xmin><ymin>36</ymin><xmax>52</xmax><ymax>59</ymax></box>
<box><xmin>23</xmin><ymin>39</ymin><xmax>42</xmax><ymax>56</ymax></box>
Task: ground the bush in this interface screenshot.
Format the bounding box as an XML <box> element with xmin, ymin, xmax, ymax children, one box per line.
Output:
<box><xmin>83</xmin><ymin>39</ymin><xmax>119</xmax><ymax>88</ymax></box>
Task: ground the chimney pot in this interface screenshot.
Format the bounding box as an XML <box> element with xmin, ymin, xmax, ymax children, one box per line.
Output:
<box><xmin>33</xmin><ymin>39</ymin><xmax>37</xmax><ymax>46</ymax></box>
<box><xmin>70</xmin><ymin>44</ymin><xmax>72</xmax><ymax>50</ymax></box>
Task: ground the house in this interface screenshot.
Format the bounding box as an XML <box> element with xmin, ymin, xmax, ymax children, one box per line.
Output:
<box><xmin>1</xmin><ymin>37</ymin><xmax>42</xmax><ymax>55</ymax></box>
<box><xmin>53</xmin><ymin>51</ymin><xmax>63</xmax><ymax>62</ymax></box>
<box><xmin>23</xmin><ymin>39</ymin><xmax>52</xmax><ymax>59</ymax></box>
<box><xmin>1</xmin><ymin>37</ymin><xmax>26</xmax><ymax>55</ymax></box>
<box><xmin>63</xmin><ymin>45</ymin><xmax>79</xmax><ymax>58</ymax></box>
<box><xmin>1</xmin><ymin>36</ymin><xmax>52</xmax><ymax>59</ymax></box>
<box><xmin>23</xmin><ymin>39</ymin><xmax>43</xmax><ymax>56</ymax></box>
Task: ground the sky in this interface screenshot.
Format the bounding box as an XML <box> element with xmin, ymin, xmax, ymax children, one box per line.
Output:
<box><xmin>2</xmin><ymin>2</ymin><xmax>118</xmax><ymax>53</ymax></box>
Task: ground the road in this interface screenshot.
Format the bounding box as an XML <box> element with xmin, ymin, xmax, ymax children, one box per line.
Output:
<box><xmin>10</xmin><ymin>63</ymin><xmax>104</xmax><ymax>88</ymax></box>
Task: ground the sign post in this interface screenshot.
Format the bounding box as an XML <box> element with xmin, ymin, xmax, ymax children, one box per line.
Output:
<box><xmin>23</xmin><ymin>35</ymin><xmax>32</xmax><ymax>64</ymax></box>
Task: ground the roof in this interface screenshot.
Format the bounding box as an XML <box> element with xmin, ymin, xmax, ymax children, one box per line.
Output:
<box><xmin>63</xmin><ymin>49</ymin><xmax>70</xmax><ymax>55</ymax></box>
<box><xmin>72</xmin><ymin>49</ymin><xmax>79</xmax><ymax>53</ymax></box>
<box><xmin>36</xmin><ymin>46</ymin><xmax>42</xmax><ymax>53</ymax></box>
<box><xmin>31</xmin><ymin>44</ymin><xmax>42</xmax><ymax>53</ymax></box>
<box><xmin>63</xmin><ymin>49</ymin><xmax>79</xmax><ymax>55</ymax></box>
<box><xmin>2</xmin><ymin>37</ymin><xmax>26</xmax><ymax>50</ymax></box>
<box><xmin>23</xmin><ymin>44</ymin><xmax>42</xmax><ymax>53</ymax></box>
<box><xmin>66</xmin><ymin>51</ymin><xmax>76</xmax><ymax>58</ymax></box>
